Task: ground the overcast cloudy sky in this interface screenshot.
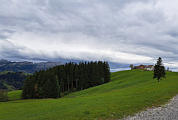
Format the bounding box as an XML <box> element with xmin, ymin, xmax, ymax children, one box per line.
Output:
<box><xmin>0</xmin><ymin>0</ymin><xmax>178</xmax><ymax>70</ymax></box>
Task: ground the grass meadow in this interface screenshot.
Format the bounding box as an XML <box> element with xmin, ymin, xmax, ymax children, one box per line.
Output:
<box><xmin>1</xmin><ymin>70</ymin><xmax>178</xmax><ymax>120</ymax></box>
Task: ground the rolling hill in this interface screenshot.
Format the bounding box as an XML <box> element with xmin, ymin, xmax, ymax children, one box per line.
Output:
<box><xmin>1</xmin><ymin>70</ymin><xmax>178</xmax><ymax>120</ymax></box>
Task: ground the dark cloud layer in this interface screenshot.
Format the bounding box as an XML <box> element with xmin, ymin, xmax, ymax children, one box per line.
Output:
<box><xmin>0</xmin><ymin>0</ymin><xmax>178</xmax><ymax>70</ymax></box>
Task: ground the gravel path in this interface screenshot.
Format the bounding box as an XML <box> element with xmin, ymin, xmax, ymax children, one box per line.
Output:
<box><xmin>123</xmin><ymin>95</ymin><xmax>178</xmax><ymax>120</ymax></box>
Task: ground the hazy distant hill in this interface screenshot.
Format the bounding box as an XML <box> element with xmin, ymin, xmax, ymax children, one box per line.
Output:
<box><xmin>0</xmin><ymin>59</ymin><xmax>130</xmax><ymax>73</ymax></box>
<box><xmin>0</xmin><ymin>59</ymin><xmax>62</xmax><ymax>73</ymax></box>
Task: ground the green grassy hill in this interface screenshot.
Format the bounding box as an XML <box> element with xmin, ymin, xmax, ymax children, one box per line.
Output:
<box><xmin>8</xmin><ymin>90</ymin><xmax>22</xmax><ymax>101</ymax></box>
<box><xmin>1</xmin><ymin>70</ymin><xmax>178</xmax><ymax>120</ymax></box>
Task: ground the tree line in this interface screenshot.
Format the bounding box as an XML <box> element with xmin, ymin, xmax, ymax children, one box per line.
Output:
<box><xmin>22</xmin><ymin>61</ymin><xmax>110</xmax><ymax>99</ymax></box>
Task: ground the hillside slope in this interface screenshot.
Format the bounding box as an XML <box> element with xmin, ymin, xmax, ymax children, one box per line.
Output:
<box><xmin>0</xmin><ymin>71</ymin><xmax>28</xmax><ymax>90</ymax></box>
<box><xmin>1</xmin><ymin>70</ymin><xmax>178</xmax><ymax>120</ymax></box>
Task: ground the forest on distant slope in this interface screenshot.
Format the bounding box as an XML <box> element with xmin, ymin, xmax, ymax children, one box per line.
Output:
<box><xmin>0</xmin><ymin>71</ymin><xmax>28</xmax><ymax>90</ymax></box>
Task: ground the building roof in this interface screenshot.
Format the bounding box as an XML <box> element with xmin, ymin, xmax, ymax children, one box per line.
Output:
<box><xmin>134</xmin><ymin>65</ymin><xmax>154</xmax><ymax>69</ymax></box>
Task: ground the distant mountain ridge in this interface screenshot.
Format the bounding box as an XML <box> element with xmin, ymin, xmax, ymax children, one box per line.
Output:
<box><xmin>0</xmin><ymin>59</ymin><xmax>62</xmax><ymax>73</ymax></box>
<box><xmin>0</xmin><ymin>59</ymin><xmax>130</xmax><ymax>73</ymax></box>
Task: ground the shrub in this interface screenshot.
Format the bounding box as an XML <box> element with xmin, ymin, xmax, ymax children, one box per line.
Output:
<box><xmin>0</xmin><ymin>90</ymin><xmax>8</xmax><ymax>102</ymax></box>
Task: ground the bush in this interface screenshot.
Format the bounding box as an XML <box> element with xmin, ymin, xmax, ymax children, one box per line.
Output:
<box><xmin>0</xmin><ymin>90</ymin><xmax>8</xmax><ymax>102</ymax></box>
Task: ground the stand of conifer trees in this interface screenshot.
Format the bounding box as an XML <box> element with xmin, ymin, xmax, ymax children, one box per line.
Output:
<box><xmin>22</xmin><ymin>61</ymin><xmax>110</xmax><ymax>99</ymax></box>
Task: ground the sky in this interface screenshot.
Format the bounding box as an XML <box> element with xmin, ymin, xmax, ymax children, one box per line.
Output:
<box><xmin>0</xmin><ymin>0</ymin><xmax>178</xmax><ymax>70</ymax></box>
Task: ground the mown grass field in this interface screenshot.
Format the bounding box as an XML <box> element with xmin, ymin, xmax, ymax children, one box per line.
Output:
<box><xmin>1</xmin><ymin>70</ymin><xmax>178</xmax><ymax>120</ymax></box>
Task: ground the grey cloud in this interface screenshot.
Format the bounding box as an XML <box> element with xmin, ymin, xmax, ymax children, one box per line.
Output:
<box><xmin>167</xmin><ymin>30</ymin><xmax>178</xmax><ymax>38</ymax></box>
<box><xmin>0</xmin><ymin>29</ymin><xmax>15</xmax><ymax>39</ymax></box>
<box><xmin>0</xmin><ymin>0</ymin><xmax>178</xmax><ymax>70</ymax></box>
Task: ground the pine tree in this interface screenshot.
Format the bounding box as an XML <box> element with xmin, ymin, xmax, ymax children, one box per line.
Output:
<box><xmin>60</xmin><ymin>65</ymin><xmax>65</xmax><ymax>93</ymax></box>
<box><xmin>22</xmin><ymin>75</ymin><xmax>36</xmax><ymax>99</ymax></box>
<box><xmin>43</xmin><ymin>74</ymin><xmax>60</xmax><ymax>98</ymax></box>
<box><xmin>153</xmin><ymin>57</ymin><xmax>166</xmax><ymax>82</ymax></box>
<box><xmin>103</xmin><ymin>62</ymin><xmax>111</xmax><ymax>83</ymax></box>
<box><xmin>74</xmin><ymin>64</ymin><xmax>79</xmax><ymax>90</ymax></box>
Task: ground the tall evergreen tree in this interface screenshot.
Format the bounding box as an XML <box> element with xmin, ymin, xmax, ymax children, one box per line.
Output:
<box><xmin>153</xmin><ymin>57</ymin><xmax>166</xmax><ymax>82</ymax></box>
<box><xmin>103</xmin><ymin>62</ymin><xmax>111</xmax><ymax>83</ymax></box>
<box><xmin>74</xmin><ymin>64</ymin><xmax>79</xmax><ymax>90</ymax></box>
<box><xmin>43</xmin><ymin>74</ymin><xmax>60</xmax><ymax>98</ymax></box>
<box><xmin>22</xmin><ymin>75</ymin><xmax>36</xmax><ymax>99</ymax></box>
